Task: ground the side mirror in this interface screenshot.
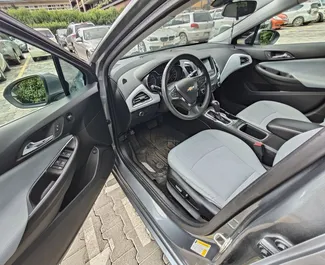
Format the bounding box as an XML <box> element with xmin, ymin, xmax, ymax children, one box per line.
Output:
<box><xmin>76</xmin><ymin>37</ymin><xmax>82</xmax><ymax>42</ymax></box>
<box><xmin>222</xmin><ymin>1</ymin><xmax>257</xmax><ymax>19</ymax></box>
<box><xmin>3</xmin><ymin>74</ymin><xmax>64</xmax><ymax>109</ymax></box>
<box><xmin>245</xmin><ymin>29</ymin><xmax>280</xmax><ymax>45</ymax></box>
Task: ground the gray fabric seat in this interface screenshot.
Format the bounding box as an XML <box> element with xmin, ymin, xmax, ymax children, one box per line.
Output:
<box><xmin>236</xmin><ymin>100</ymin><xmax>318</xmax><ymax>131</ymax></box>
<box><xmin>168</xmin><ymin>128</ymin><xmax>322</xmax><ymax>208</ymax></box>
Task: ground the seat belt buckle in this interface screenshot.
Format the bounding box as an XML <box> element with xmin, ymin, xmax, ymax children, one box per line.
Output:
<box><xmin>253</xmin><ymin>142</ymin><xmax>265</xmax><ymax>160</ymax></box>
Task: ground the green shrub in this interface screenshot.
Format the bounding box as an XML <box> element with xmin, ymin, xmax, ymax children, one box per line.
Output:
<box><xmin>13</xmin><ymin>77</ymin><xmax>47</xmax><ymax>104</ymax></box>
<box><xmin>7</xmin><ymin>8</ymin><xmax>121</xmax><ymax>33</ymax></box>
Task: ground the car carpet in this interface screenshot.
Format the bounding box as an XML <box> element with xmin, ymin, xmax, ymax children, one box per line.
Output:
<box><xmin>129</xmin><ymin>125</ymin><xmax>187</xmax><ymax>185</ymax></box>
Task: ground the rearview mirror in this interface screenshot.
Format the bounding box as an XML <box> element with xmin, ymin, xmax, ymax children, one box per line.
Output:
<box><xmin>245</xmin><ymin>29</ymin><xmax>280</xmax><ymax>45</ymax></box>
<box><xmin>222</xmin><ymin>1</ymin><xmax>257</xmax><ymax>19</ymax></box>
<box><xmin>76</xmin><ymin>37</ymin><xmax>82</xmax><ymax>42</ymax></box>
<box><xmin>3</xmin><ymin>74</ymin><xmax>64</xmax><ymax>109</ymax></box>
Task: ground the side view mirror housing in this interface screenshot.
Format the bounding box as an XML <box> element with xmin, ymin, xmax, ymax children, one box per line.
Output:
<box><xmin>245</xmin><ymin>29</ymin><xmax>280</xmax><ymax>45</ymax></box>
<box><xmin>221</xmin><ymin>1</ymin><xmax>257</xmax><ymax>19</ymax></box>
<box><xmin>3</xmin><ymin>74</ymin><xmax>64</xmax><ymax>109</ymax></box>
<box><xmin>76</xmin><ymin>37</ymin><xmax>82</xmax><ymax>42</ymax></box>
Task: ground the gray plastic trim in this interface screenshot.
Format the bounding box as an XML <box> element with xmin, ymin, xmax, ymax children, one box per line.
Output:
<box><xmin>258</xmin><ymin>59</ymin><xmax>325</xmax><ymax>89</ymax></box>
<box><xmin>0</xmin><ymin>135</ymin><xmax>72</xmax><ymax>265</ymax></box>
<box><xmin>125</xmin><ymin>84</ymin><xmax>160</xmax><ymax>113</ymax></box>
<box><xmin>220</xmin><ymin>54</ymin><xmax>252</xmax><ymax>83</ymax></box>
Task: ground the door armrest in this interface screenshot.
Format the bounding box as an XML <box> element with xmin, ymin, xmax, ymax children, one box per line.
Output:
<box><xmin>267</xmin><ymin>118</ymin><xmax>322</xmax><ymax>140</ymax></box>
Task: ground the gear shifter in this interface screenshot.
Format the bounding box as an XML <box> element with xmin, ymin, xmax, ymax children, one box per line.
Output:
<box><xmin>211</xmin><ymin>100</ymin><xmax>221</xmax><ymax>120</ymax></box>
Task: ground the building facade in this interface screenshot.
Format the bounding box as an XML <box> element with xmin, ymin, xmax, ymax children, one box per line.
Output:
<box><xmin>0</xmin><ymin>0</ymin><xmax>72</xmax><ymax>11</ymax></box>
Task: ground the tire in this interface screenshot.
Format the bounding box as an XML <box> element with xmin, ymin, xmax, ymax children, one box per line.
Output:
<box><xmin>137</xmin><ymin>41</ymin><xmax>147</xmax><ymax>53</ymax></box>
<box><xmin>179</xmin><ymin>32</ymin><xmax>188</xmax><ymax>45</ymax></box>
<box><xmin>292</xmin><ymin>16</ymin><xmax>304</xmax><ymax>27</ymax></box>
<box><xmin>0</xmin><ymin>70</ymin><xmax>6</xmax><ymax>81</ymax></box>
<box><xmin>19</xmin><ymin>52</ymin><xmax>25</xmax><ymax>60</ymax></box>
<box><xmin>4</xmin><ymin>61</ymin><xmax>10</xmax><ymax>72</ymax></box>
<box><xmin>318</xmin><ymin>12</ymin><xmax>324</xmax><ymax>23</ymax></box>
<box><xmin>13</xmin><ymin>50</ymin><xmax>21</xmax><ymax>65</ymax></box>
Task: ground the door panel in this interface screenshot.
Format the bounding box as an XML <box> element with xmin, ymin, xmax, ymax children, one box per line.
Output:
<box><xmin>220</xmin><ymin>43</ymin><xmax>325</xmax><ymax>122</ymax></box>
<box><xmin>1</xmin><ymin>90</ymin><xmax>115</xmax><ymax>265</ymax></box>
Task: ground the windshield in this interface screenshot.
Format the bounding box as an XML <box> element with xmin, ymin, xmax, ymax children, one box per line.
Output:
<box><xmin>83</xmin><ymin>27</ymin><xmax>109</xmax><ymax>40</ymax></box>
<box><xmin>37</xmin><ymin>29</ymin><xmax>54</xmax><ymax>38</ymax></box>
<box><xmin>124</xmin><ymin>1</ymin><xmax>241</xmax><ymax>57</ymax></box>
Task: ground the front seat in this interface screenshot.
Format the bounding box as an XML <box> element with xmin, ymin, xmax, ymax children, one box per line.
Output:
<box><xmin>167</xmin><ymin>128</ymin><xmax>321</xmax><ymax>218</ymax></box>
<box><xmin>236</xmin><ymin>100</ymin><xmax>324</xmax><ymax>131</ymax></box>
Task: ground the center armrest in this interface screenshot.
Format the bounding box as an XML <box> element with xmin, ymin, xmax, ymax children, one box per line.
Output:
<box><xmin>267</xmin><ymin>118</ymin><xmax>322</xmax><ymax>140</ymax></box>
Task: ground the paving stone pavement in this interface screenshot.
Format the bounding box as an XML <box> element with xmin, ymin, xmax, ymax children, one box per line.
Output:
<box><xmin>60</xmin><ymin>174</ymin><xmax>170</xmax><ymax>265</ymax></box>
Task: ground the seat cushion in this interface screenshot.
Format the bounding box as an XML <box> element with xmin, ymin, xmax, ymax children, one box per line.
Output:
<box><xmin>168</xmin><ymin>130</ymin><xmax>266</xmax><ymax>208</ymax></box>
<box><xmin>237</xmin><ymin>101</ymin><xmax>310</xmax><ymax>131</ymax></box>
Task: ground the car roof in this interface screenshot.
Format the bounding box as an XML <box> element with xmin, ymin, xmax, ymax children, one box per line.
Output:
<box><xmin>69</xmin><ymin>22</ymin><xmax>94</xmax><ymax>27</ymax></box>
<box><xmin>34</xmin><ymin>28</ymin><xmax>52</xmax><ymax>31</ymax></box>
<box><xmin>77</xmin><ymin>25</ymin><xmax>110</xmax><ymax>33</ymax></box>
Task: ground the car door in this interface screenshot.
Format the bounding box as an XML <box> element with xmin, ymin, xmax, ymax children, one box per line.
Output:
<box><xmin>0</xmin><ymin>12</ymin><xmax>115</xmax><ymax>265</ymax></box>
<box><xmin>73</xmin><ymin>30</ymin><xmax>85</xmax><ymax>59</ymax></box>
<box><xmin>220</xmin><ymin>23</ymin><xmax>325</xmax><ymax>123</ymax></box>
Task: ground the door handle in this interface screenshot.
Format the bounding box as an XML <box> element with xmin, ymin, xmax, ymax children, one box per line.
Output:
<box><xmin>22</xmin><ymin>135</ymin><xmax>54</xmax><ymax>156</ymax></box>
<box><xmin>265</xmin><ymin>51</ymin><xmax>294</xmax><ymax>60</ymax></box>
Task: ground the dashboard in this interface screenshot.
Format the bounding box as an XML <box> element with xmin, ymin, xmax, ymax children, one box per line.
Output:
<box><xmin>111</xmin><ymin>43</ymin><xmax>253</xmax><ymax>130</ymax></box>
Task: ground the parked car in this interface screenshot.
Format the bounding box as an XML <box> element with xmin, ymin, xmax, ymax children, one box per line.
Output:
<box><xmin>209</xmin><ymin>10</ymin><xmax>235</xmax><ymax>37</ymax></box>
<box><xmin>74</xmin><ymin>26</ymin><xmax>110</xmax><ymax>60</ymax></box>
<box><xmin>271</xmin><ymin>13</ymin><xmax>289</xmax><ymax>29</ymax></box>
<box><xmin>283</xmin><ymin>2</ymin><xmax>319</xmax><ymax>26</ymax></box>
<box><xmin>137</xmin><ymin>28</ymin><xmax>180</xmax><ymax>52</ymax></box>
<box><xmin>0</xmin><ymin>38</ymin><xmax>24</xmax><ymax>65</ymax></box>
<box><xmin>311</xmin><ymin>0</ymin><xmax>325</xmax><ymax>22</ymax></box>
<box><xmin>164</xmin><ymin>11</ymin><xmax>214</xmax><ymax>44</ymax></box>
<box><xmin>55</xmin><ymin>28</ymin><xmax>67</xmax><ymax>47</ymax></box>
<box><xmin>0</xmin><ymin>52</ymin><xmax>10</xmax><ymax>81</ymax></box>
<box><xmin>66</xmin><ymin>22</ymin><xmax>95</xmax><ymax>53</ymax></box>
<box><xmin>29</xmin><ymin>28</ymin><xmax>57</xmax><ymax>61</ymax></box>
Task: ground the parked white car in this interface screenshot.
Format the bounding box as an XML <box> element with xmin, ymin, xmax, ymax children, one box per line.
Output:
<box><xmin>311</xmin><ymin>0</ymin><xmax>325</xmax><ymax>22</ymax></box>
<box><xmin>30</xmin><ymin>28</ymin><xmax>57</xmax><ymax>61</ymax></box>
<box><xmin>0</xmin><ymin>53</ymin><xmax>10</xmax><ymax>81</ymax></box>
<box><xmin>283</xmin><ymin>2</ymin><xmax>319</xmax><ymax>26</ymax></box>
<box><xmin>137</xmin><ymin>28</ymin><xmax>180</xmax><ymax>52</ymax></box>
<box><xmin>74</xmin><ymin>26</ymin><xmax>110</xmax><ymax>61</ymax></box>
<box><xmin>164</xmin><ymin>11</ymin><xmax>214</xmax><ymax>44</ymax></box>
<box><xmin>209</xmin><ymin>10</ymin><xmax>235</xmax><ymax>38</ymax></box>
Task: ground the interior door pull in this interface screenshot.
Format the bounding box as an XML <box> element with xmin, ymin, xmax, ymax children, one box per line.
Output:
<box><xmin>22</xmin><ymin>135</ymin><xmax>54</xmax><ymax>156</ymax></box>
<box><xmin>265</xmin><ymin>51</ymin><xmax>294</xmax><ymax>60</ymax></box>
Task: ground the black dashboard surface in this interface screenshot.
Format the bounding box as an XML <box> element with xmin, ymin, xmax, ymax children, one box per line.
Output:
<box><xmin>112</xmin><ymin>43</ymin><xmax>247</xmax><ymax>100</ymax></box>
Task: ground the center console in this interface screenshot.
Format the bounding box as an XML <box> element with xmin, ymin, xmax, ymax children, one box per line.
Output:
<box><xmin>201</xmin><ymin>101</ymin><xmax>286</xmax><ymax>166</ymax></box>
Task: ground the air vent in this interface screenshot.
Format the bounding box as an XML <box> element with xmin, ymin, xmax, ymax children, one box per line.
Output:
<box><xmin>240</xmin><ymin>56</ymin><xmax>250</xmax><ymax>65</ymax></box>
<box><xmin>132</xmin><ymin>92</ymin><xmax>150</xmax><ymax>106</ymax></box>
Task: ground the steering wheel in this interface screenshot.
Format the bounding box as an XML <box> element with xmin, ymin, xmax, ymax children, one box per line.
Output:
<box><xmin>161</xmin><ymin>54</ymin><xmax>211</xmax><ymax>120</ymax></box>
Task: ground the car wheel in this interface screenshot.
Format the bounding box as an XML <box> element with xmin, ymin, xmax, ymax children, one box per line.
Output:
<box><xmin>137</xmin><ymin>41</ymin><xmax>147</xmax><ymax>53</ymax></box>
<box><xmin>292</xmin><ymin>17</ymin><xmax>304</xmax><ymax>27</ymax></box>
<box><xmin>0</xmin><ymin>70</ymin><xmax>6</xmax><ymax>81</ymax></box>
<box><xmin>179</xmin><ymin>33</ymin><xmax>188</xmax><ymax>45</ymax></box>
<box><xmin>13</xmin><ymin>51</ymin><xmax>21</xmax><ymax>65</ymax></box>
<box><xmin>317</xmin><ymin>12</ymin><xmax>324</xmax><ymax>22</ymax></box>
<box><xmin>19</xmin><ymin>52</ymin><xmax>25</xmax><ymax>60</ymax></box>
<box><xmin>4</xmin><ymin>61</ymin><xmax>10</xmax><ymax>72</ymax></box>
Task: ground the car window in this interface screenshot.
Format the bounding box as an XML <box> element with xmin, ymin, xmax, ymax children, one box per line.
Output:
<box><xmin>0</xmin><ymin>32</ymin><xmax>83</xmax><ymax>127</ymax></box>
<box><xmin>321</xmin><ymin>0</ymin><xmax>325</xmax><ymax>5</ymax></box>
<box><xmin>193</xmin><ymin>12</ymin><xmax>212</xmax><ymax>22</ymax></box>
<box><xmin>83</xmin><ymin>27</ymin><xmax>109</xmax><ymax>40</ymax></box>
<box><xmin>287</xmin><ymin>5</ymin><xmax>303</xmax><ymax>11</ymax></box>
<box><xmin>36</xmin><ymin>29</ymin><xmax>55</xmax><ymax>38</ymax></box>
<box><xmin>75</xmin><ymin>24</ymin><xmax>94</xmax><ymax>32</ymax></box>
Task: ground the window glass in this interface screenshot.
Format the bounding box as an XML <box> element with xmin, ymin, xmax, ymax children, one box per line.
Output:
<box><xmin>193</xmin><ymin>12</ymin><xmax>212</xmax><ymax>22</ymax></box>
<box><xmin>0</xmin><ymin>31</ymin><xmax>83</xmax><ymax>127</ymax></box>
<box><xmin>83</xmin><ymin>27</ymin><xmax>110</xmax><ymax>40</ymax></box>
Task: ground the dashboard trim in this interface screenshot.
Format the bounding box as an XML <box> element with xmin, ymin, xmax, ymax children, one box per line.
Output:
<box><xmin>126</xmin><ymin>84</ymin><xmax>160</xmax><ymax>113</ymax></box>
<box><xmin>220</xmin><ymin>54</ymin><xmax>252</xmax><ymax>83</ymax></box>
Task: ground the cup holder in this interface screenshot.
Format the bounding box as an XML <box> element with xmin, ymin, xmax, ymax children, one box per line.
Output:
<box><xmin>239</xmin><ymin>124</ymin><xmax>267</xmax><ymax>140</ymax></box>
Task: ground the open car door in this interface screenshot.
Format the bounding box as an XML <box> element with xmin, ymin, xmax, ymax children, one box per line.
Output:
<box><xmin>0</xmin><ymin>12</ymin><xmax>115</xmax><ymax>265</ymax></box>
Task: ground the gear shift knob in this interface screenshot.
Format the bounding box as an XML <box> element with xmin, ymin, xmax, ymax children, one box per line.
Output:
<box><xmin>211</xmin><ymin>100</ymin><xmax>221</xmax><ymax>114</ymax></box>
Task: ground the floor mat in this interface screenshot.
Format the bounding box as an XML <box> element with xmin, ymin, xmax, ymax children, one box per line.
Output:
<box><xmin>129</xmin><ymin>125</ymin><xmax>187</xmax><ymax>184</ymax></box>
